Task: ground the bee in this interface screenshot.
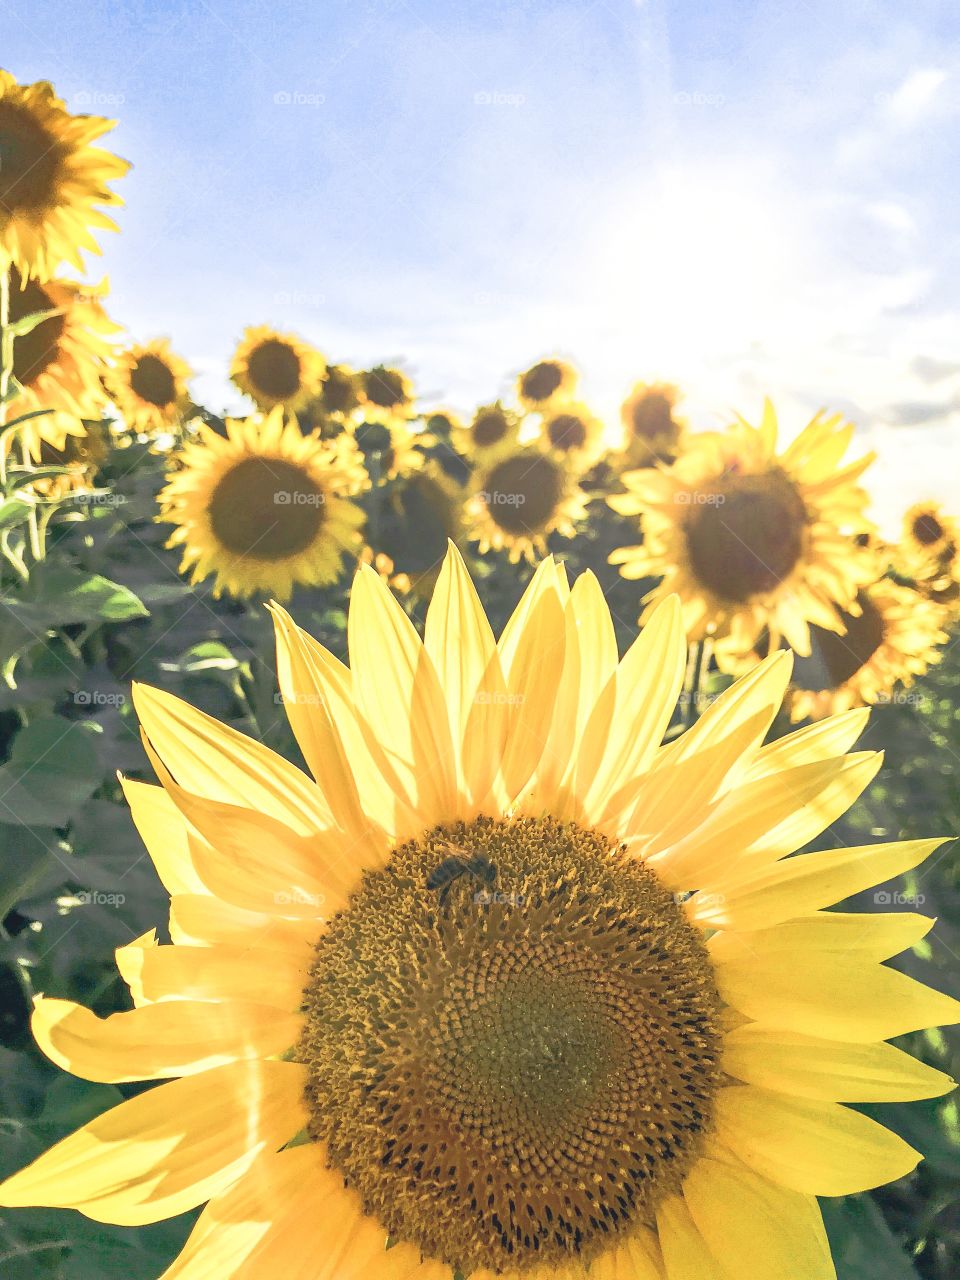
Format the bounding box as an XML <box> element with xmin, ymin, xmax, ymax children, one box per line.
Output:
<box><xmin>426</xmin><ymin>843</ymin><xmax>497</xmax><ymax>908</ymax></box>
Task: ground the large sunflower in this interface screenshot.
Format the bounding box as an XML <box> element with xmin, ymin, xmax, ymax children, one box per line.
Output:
<box><xmin>0</xmin><ymin>71</ymin><xmax>129</xmax><ymax>281</ymax></box>
<box><xmin>467</xmin><ymin>444</ymin><xmax>588</xmax><ymax>562</ymax></box>
<box><xmin>158</xmin><ymin>409</ymin><xmax>367</xmax><ymax>599</ymax></box>
<box><xmin>4</xmin><ymin>267</ymin><xmax>117</xmax><ymax>459</ymax></box>
<box><xmin>105</xmin><ymin>339</ymin><xmax>193</xmax><ymax>433</ymax></box>
<box><xmin>230</xmin><ymin>326</ymin><xmax>326</xmax><ymax>413</ymax></box>
<box><xmin>516</xmin><ymin>355</ymin><xmax>578</xmax><ymax>410</ymax></box>
<box><xmin>1</xmin><ymin>546</ymin><xmax>957</xmax><ymax>1280</ymax></box>
<box><xmin>609</xmin><ymin>402</ymin><xmax>876</xmax><ymax>655</ymax></box>
<box><xmin>619</xmin><ymin>381</ymin><xmax>685</xmax><ymax>466</ymax></box>
<box><xmin>784</xmin><ymin>579</ymin><xmax>950</xmax><ymax>722</ymax></box>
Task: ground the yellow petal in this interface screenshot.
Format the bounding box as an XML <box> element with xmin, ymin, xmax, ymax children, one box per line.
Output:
<box><xmin>160</xmin><ymin>1143</ymin><xmax>444</xmax><ymax>1280</ymax></box>
<box><xmin>132</xmin><ymin>683</ymin><xmax>331</xmax><ymax>833</ymax></box>
<box><xmin>168</xmin><ymin>894</ymin><xmax>321</xmax><ymax>951</ymax></box>
<box><xmin>114</xmin><ymin>941</ymin><xmax>310</xmax><ymax>1010</ymax></box>
<box><xmin>582</xmin><ymin>595</ymin><xmax>685</xmax><ymax>824</ymax></box>
<box><xmin>121</xmin><ymin>777</ymin><xmax>205</xmax><ymax>896</ymax></box>
<box><xmin>656</xmin><ymin>1195</ymin><xmax>725</xmax><ymax>1280</ymax></box>
<box><xmin>424</xmin><ymin>542</ymin><xmax>502</xmax><ymax>809</ymax></box>
<box><xmin>722</xmin><ymin>1025</ymin><xmax>956</xmax><ymax>1101</ymax></box>
<box><xmin>0</xmin><ymin>1059</ymin><xmax>306</xmax><ymax>1225</ymax></box>
<box><xmin>348</xmin><ymin>564</ymin><xmax>458</xmax><ymax>824</ymax></box>
<box><xmin>708</xmin><ymin>911</ymin><xmax>935</xmax><ymax>964</ymax></box>
<box><xmin>713</xmin><ymin>1085</ymin><xmax>921</xmax><ymax>1195</ymax></box>
<box><xmin>588</xmin><ymin>1228</ymin><xmax>664</xmax><ymax>1279</ymax></box>
<box><xmin>32</xmin><ymin>996</ymin><xmax>302</xmax><ymax>1082</ymax></box>
<box><xmin>649</xmin><ymin>752</ymin><xmax>882</xmax><ymax>888</ymax></box>
<box><xmin>713</xmin><ymin>941</ymin><xmax>960</xmax><ymax>1041</ymax></box>
<box><xmin>146</xmin><ymin>750</ymin><xmax>350</xmax><ymax>918</ymax></box>
<box><xmin>498</xmin><ymin>559</ymin><xmax>567</xmax><ymax>802</ymax></box>
<box><xmin>689</xmin><ymin>838</ymin><xmax>947</xmax><ymax>930</ymax></box>
<box><xmin>269</xmin><ymin>602</ymin><xmax>390</xmax><ymax>853</ymax></box>
<box><xmin>683</xmin><ymin>1154</ymin><xmax>836</xmax><ymax>1280</ymax></box>
<box><xmin>746</xmin><ymin>708</ymin><xmax>870</xmax><ymax>778</ymax></box>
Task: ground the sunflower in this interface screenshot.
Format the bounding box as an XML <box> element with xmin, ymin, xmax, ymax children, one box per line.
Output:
<box><xmin>538</xmin><ymin>400</ymin><xmax>605</xmax><ymax>468</ymax></box>
<box><xmin>158</xmin><ymin>409</ymin><xmax>367</xmax><ymax>599</ymax></box>
<box><xmin>2</xmin><ymin>545</ymin><xmax>957</xmax><ymax>1280</ymax></box>
<box><xmin>3</xmin><ymin>267</ymin><xmax>117</xmax><ymax>459</ymax></box>
<box><xmin>105</xmin><ymin>339</ymin><xmax>193</xmax><ymax>434</ymax></box>
<box><xmin>517</xmin><ymin>355</ymin><xmax>578</xmax><ymax>409</ymax></box>
<box><xmin>0</xmin><ymin>71</ymin><xmax>129</xmax><ymax>281</ymax></box>
<box><xmin>784</xmin><ymin>579</ymin><xmax>951</xmax><ymax>721</ymax></box>
<box><xmin>362</xmin><ymin>364</ymin><xmax>415</xmax><ymax>416</ymax></box>
<box><xmin>901</xmin><ymin>501</ymin><xmax>956</xmax><ymax>562</ymax></box>
<box><xmin>609</xmin><ymin>402</ymin><xmax>877</xmax><ymax>655</ymax></box>
<box><xmin>375</xmin><ymin>462</ymin><xmax>467</xmax><ymax>597</ymax></box>
<box><xmin>455</xmin><ymin>401</ymin><xmax>523</xmax><ymax>466</ymax></box>
<box><xmin>619</xmin><ymin>381</ymin><xmax>685</xmax><ymax>465</ymax></box>
<box><xmin>467</xmin><ymin>444</ymin><xmax>588</xmax><ymax>562</ymax></box>
<box><xmin>351</xmin><ymin>413</ymin><xmax>424</xmax><ymax>479</ymax></box>
<box><xmin>230</xmin><ymin>326</ymin><xmax>326</xmax><ymax>413</ymax></box>
<box><xmin>317</xmin><ymin>362</ymin><xmax>363</xmax><ymax>417</ymax></box>
<box><xmin>29</xmin><ymin>418</ymin><xmax>111</xmax><ymax>498</ymax></box>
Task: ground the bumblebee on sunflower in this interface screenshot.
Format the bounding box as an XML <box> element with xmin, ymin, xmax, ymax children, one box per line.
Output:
<box><xmin>105</xmin><ymin>339</ymin><xmax>193</xmax><ymax>434</ymax></box>
<box><xmin>609</xmin><ymin>401</ymin><xmax>877</xmax><ymax>656</ymax></box>
<box><xmin>0</xmin><ymin>70</ymin><xmax>129</xmax><ymax>281</ymax></box>
<box><xmin>230</xmin><ymin>326</ymin><xmax>326</xmax><ymax>413</ymax></box>
<box><xmin>3</xmin><ymin>267</ymin><xmax>118</xmax><ymax>460</ymax></box>
<box><xmin>158</xmin><ymin>408</ymin><xmax>368</xmax><ymax>600</ymax></box>
<box><xmin>466</xmin><ymin>442</ymin><xmax>589</xmax><ymax>562</ymax></box>
<box><xmin>2</xmin><ymin>546</ymin><xmax>957</xmax><ymax>1280</ymax></box>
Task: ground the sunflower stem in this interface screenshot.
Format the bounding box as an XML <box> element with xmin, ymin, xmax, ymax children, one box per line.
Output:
<box><xmin>684</xmin><ymin>639</ymin><xmax>708</xmax><ymax>729</ymax></box>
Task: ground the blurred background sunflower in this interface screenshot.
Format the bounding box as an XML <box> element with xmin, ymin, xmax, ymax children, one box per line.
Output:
<box><xmin>105</xmin><ymin>338</ymin><xmax>193</xmax><ymax>434</ymax></box>
<box><xmin>230</xmin><ymin>325</ymin><xmax>326</xmax><ymax>413</ymax></box>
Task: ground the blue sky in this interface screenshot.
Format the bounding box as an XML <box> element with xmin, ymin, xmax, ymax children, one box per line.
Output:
<box><xmin>7</xmin><ymin>0</ymin><xmax>960</xmax><ymax>526</ymax></box>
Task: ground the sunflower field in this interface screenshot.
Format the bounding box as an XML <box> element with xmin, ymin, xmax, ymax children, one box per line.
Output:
<box><xmin>2</xmin><ymin>67</ymin><xmax>960</xmax><ymax>1280</ymax></box>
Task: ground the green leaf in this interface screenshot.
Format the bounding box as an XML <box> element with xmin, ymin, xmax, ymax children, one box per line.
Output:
<box><xmin>0</xmin><ymin>567</ymin><xmax>149</xmax><ymax>651</ymax></box>
<box><xmin>0</xmin><ymin>825</ymin><xmax>70</xmax><ymax>917</ymax></box>
<box><xmin>5</xmin><ymin>307</ymin><xmax>64</xmax><ymax>339</ymax></box>
<box><xmin>0</xmin><ymin>719</ymin><xmax>104</xmax><ymax>827</ymax></box>
<box><xmin>160</xmin><ymin>641</ymin><xmax>239</xmax><ymax>674</ymax></box>
<box><xmin>821</xmin><ymin>1195</ymin><xmax>922</xmax><ymax>1279</ymax></box>
<box><xmin>0</xmin><ymin>498</ymin><xmax>34</xmax><ymax>532</ymax></box>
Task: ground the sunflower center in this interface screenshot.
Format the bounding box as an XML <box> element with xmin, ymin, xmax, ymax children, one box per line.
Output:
<box><xmin>365</xmin><ymin>367</ymin><xmax>408</xmax><ymax>409</ymax></box>
<box><xmin>546</xmin><ymin>413</ymin><xmax>587</xmax><ymax>452</ymax></box>
<box><xmin>627</xmin><ymin>391</ymin><xmax>677</xmax><ymax>443</ymax></box>
<box><xmin>483</xmin><ymin>453</ymin><xmax>565</xmax><ymax>537</ymax></box>
<box><xmin>320</xmin><ymin>365</ymin><xmax>359</xmax><ymax>415</ymax></box>
<box><xmin>299</xmin><ymin>817</ymin><xmax>722</xmax><ymax>1274</ymax></box>
<box><xmin>247</xmin><ymin>340</ymin><xmax>302</xmax><ymax>401</ymax></box>
<box><xmin>8</xmin><ymin>273</ymin><xmax>65</xmax><ymax>384</ymax></box>
<box><xmin>792</xmin><ymin>592</ymin><xmax>885</xmax><ymax>690</ymax></box>
<box><xmin>913</xmin><ymin>513</ymin><xmax>944</xmax><ymax>546</ymax></box>
<box><xmin>129</xmin><ymin>354</ymin><xmax>178</xmax><ymax>409</ymax></box>
<box><xmin>685</xmin><ymin>469</ymin><xmax>807</xmax><ymax>602</ymax></box>
<box><xmin>472</xmin><ymin>410</ymin><xmax>509</xmax><ymax>448</ymax></box>
<box><xmin>390</xmin><ymin>473</ymin><xmax>458</xmax><ymax>576</ymax></box>
<box><xmin>0</xmin><ymin>102</ymin><xmax>62</xmax><ymax>212</ymax></box>
<box><xmin>208</xmin><ymin>456</ymin><xmax>324</xmax><ymax>560</ymax></box>
<box><xmin>521</xmin><ymin>361</ymin><xmax>563</xmax><ymax>402</ymax></box>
